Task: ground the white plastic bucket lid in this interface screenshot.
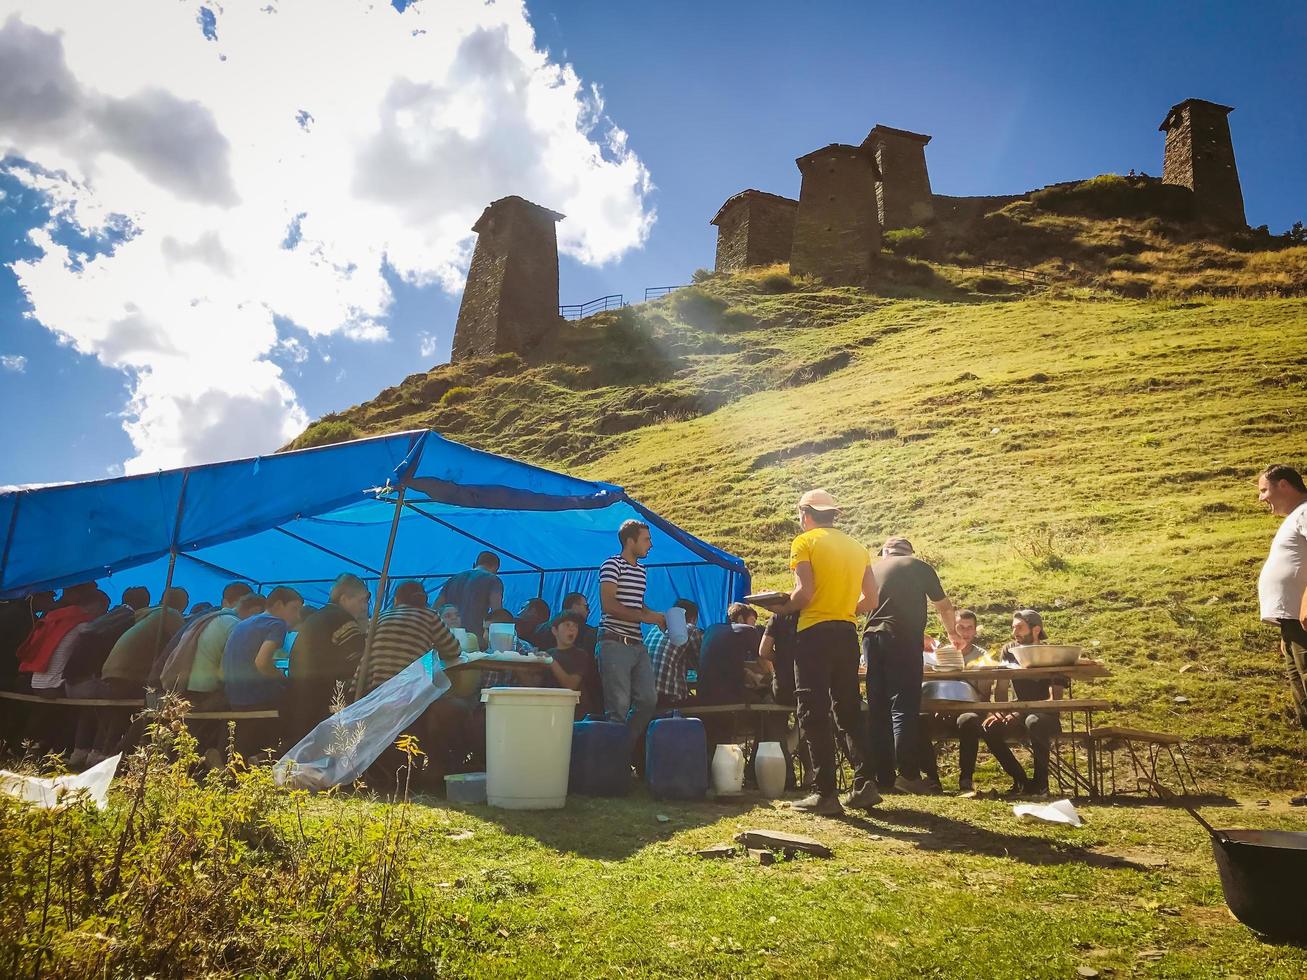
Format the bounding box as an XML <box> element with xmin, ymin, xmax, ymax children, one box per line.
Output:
<box><xmin>481</xmin><ymin>687</ymin><xmax>581</xmax><ymax>705</ymax></box>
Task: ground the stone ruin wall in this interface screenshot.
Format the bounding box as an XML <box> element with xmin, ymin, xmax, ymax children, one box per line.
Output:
<box><xmin>865</xmin><ymin>127</ymin><xmax>934</xmax><ymax>230</ymax></box>
<box><xmin>789</xmin><ymin>144</ymin><xmax>881</xmax><ymax>285</ymax></box>
<box><xmin>1160</xmin><ymin>100</ymin><xmax>1245</xmax><ymax>227</ymax></box>
<box><xmin>712</xmin><ymin>191</ymin><xmax>798</xmax><ymax>272</ymax></box>
<box><xmin>452</xmin><ymin>196</ymin><xmax>563</xmax><ymax>363</ymax></box>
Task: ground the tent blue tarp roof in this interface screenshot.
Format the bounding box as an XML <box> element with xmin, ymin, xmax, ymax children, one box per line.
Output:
<box><xmin>0</xmin><ymin>430</ymin><xmax>750</xmax><ymax>623</ymax></box>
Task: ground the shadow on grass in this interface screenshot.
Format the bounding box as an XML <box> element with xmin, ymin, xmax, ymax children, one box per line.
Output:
<box><xmin>429</xmin><ymin>791</ymin><xmax>758</xmax><ymax>861</ymax></box>
<box><xmin>839</xmin><ymin>805</ymin><xmax>1156</xmax><ymax>870</ymax></box>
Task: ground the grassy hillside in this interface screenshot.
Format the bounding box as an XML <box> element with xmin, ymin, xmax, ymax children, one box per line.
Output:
<box><xmin>289</xmin><ymin>219</ymin><xmax>1307</xmax><ymax>782</ymax></box>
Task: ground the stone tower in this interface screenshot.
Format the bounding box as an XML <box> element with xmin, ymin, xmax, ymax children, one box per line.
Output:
<box><xmin>862</xmin><ymin>125</ymin><xmax>934</xmax><ymax>229</ymax></box>
<box><xmin>451</xmin><ymin>195</ymin><xmax>565</xmax><ymax>362</ymax></box>
<box><xmin>789</xmin><ymin>144</ymin><xmax>881</xmax><ymax>285</ymax></box>
<box><xmin>710</xmin><ymin>189</ymin><xmax>798</xmax><ymax>272</ymax></box>
<box><xmin>1159</xmin><ymin>99</ymin><xmax>1245</xmax><ymax>227</ymax></box>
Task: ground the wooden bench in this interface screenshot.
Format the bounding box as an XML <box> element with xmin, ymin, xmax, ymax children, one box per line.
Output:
<box><xmin>0</xmin><ymin>690</ymin><xmax>279</xmax><ymax>721</ymax></box>
<box><xmin>1077</xmin><ymin>725</ymin><xmax>1197</xmax><ymax>798</ymax></box>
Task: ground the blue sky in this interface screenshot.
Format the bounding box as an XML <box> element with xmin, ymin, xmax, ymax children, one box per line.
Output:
<box><xmin>1</xmin><ymin>0</ymin><xmax>1303</xmax><ymax>488</ymax></box>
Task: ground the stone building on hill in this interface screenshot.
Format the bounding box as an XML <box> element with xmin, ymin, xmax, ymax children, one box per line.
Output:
<box><xmin>451</xmin><ymin>196</ymin><xmax>564</xmax><ymax>363</ymax></box>
<box><xmin>789</xmin><ymin>143</ymin><xmax>881</xmax><ymax>285</ymax></box>
<box><xmin>862</xmin><ymin>125</ymin><xmax>934</xmax><ymax>230</ymax></box>
<box><xmin>1159</xmin><ymin>99</ymin><xmax>1246</xmax><ymax>227</ymax></box>
<box><xmin>710</xmin><ymin>189</ymin><xmax>799</xmax><ymax>272</ymax></box>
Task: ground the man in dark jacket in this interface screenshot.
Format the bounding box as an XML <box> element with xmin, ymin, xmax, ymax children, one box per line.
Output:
<box><xmin>285</xmin><ymin>573</ymin><xmax>368</xmax><ymax>742</ymax></box>
<box><xmin>864</xmin><ymin>537</ymin><xmax>960</xmax><ymax>793</ymax></box>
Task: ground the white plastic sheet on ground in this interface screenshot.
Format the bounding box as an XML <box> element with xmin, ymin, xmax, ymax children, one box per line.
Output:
<box><xmin>274</xmin><ymin>653</ymin><xmax>453</xmax><ymax>791</ymax></box>
<box><xmin>0</xmin><ymin>752</ymin><xmax>121</xmax><ymax>809</ymax></box>
<box><xmin>1013</xmin><ymin>798</ymin><xmax>1084</xmax><ymax>827</ymax></box>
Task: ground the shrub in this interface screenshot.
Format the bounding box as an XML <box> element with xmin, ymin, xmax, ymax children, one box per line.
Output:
<box><xmin>971</xmin><ymin>275</ymin><xmax>1009</xmax><ymax>294</ymax></box>
<box><xmin>1012</xmin><ymin>524</ymin><xmax>1070</xmax><ymax>572</ymax></box>
<box><xmin>690</xmin><ymin>268</ymin><xmax>714</xmax><ymax>284</ymax></box>
<box><xmin>0</xmin><ymin>701</ymin><xmax>438</xmax><ymax>977</ymax></box>
<box><xmin>882</xmin><ymin>226</ymin><xmax>930</xmax><ymax>258</ymax></box>
<box><xmin>1106</xmin><ymin>254</ymin><xmax>1146</xmax><ymax>272</ymax></box>
<box><xmin>1031</xmin><ymin>174</ymin><xmax>1194</xmax><ymax>222</ymax></box>
<box><xmin>440</xmin><ymin>386</ymin><xmax>475</xmax><ymax>406</ymax></box>
<box><xmin>294</xmin><ymin>419</ymin><xmax>358</xmax><ymax>449</ymax></box>
<box><xmin>670</xmin><ymin>287</ymin><xmax>729</xmax><ymax>329</ymax></box>
<box><xmin>758</xmin><ymin>272</ymin><xmax>796</xmax><ymax>294</ymax></box>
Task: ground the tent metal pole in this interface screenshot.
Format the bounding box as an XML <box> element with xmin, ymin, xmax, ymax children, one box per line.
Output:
<box><xmin>152</xmin><ymin>470</ymin><xmax>191</xmax><ymax>666</ymax></box>
<box><xmin>354</xmin><ymin>484</ymin><xmax>407</xmax><ymax>701</ymax></box>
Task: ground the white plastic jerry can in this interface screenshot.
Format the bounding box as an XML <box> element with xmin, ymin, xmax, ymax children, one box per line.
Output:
<box><xmin>711</xmin><ymin>743</ymin><xmax>745</xmax><ymax>795</ymax></box>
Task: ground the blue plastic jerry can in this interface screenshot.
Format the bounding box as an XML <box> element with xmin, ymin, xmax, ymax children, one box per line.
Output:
<box><xmin>645</xmin><ymin>711</ymin><xmax>708</xmax><ymax>800</ymax></box>
<box><xmin>569</xmin><ymin>714</ymin><xmax>632</xmax><ymax>796</ymax></box>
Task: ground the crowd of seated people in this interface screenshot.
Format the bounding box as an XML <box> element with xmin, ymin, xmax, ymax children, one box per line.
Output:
<box><xmin>0</xmin><ymin>554</ymin><xmax>613</xmax><ymax>780</ymax></box>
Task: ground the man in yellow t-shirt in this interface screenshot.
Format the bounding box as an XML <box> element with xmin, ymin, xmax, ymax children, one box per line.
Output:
<box><xmin>762</xmin><ymin>488</ymin><xmax>881</xmax><ymax>815</ymax></box>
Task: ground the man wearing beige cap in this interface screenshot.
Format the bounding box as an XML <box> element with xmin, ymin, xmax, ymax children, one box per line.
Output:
<box><xmin>762</xmin><ymin>489</ymin><xmax>881</xmax><ymax>815</ymax></box>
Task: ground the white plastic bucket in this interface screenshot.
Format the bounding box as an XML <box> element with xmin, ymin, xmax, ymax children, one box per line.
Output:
<box><xmin>481</xmin><ymin>687</ymin><xmax>580</xmax><ymax>809</ymax></box>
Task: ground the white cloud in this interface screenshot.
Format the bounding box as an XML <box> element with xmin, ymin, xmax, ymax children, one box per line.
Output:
<box><xmin>1</xmin><ymin>353</ymin><xmax>27</xmax><ymax>371</ymax></box>
<box><xmin>418</xmin><ymin>332</ymin><xmax>439</xmax><ymax>360</ymax></box>
<box><xmin>0</xmin><ymin>2</ymin><xmax>652</xmax><ymax>472</ymax></box>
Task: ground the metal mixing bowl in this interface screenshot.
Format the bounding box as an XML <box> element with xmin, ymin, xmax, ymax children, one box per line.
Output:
<box><xmin>1009</xmin><ymin>644</ymin><xmax>1082</xmax><ymax>668</ymax></box>
<box><xmin>921</xmin><ymin>680</ymin><xmax>982</xmax><ymax>702</ymax></box>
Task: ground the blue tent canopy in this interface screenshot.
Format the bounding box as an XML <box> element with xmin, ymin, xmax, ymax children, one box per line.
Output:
<box><xmin>0</xmin><ymin>430</ymin><xmax>750</xmax><ymax>624</ymax></box>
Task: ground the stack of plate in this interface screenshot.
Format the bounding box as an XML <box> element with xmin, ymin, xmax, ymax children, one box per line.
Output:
<box><xmin>931</xmin><ymin>645</ymin><xmax>966</xmax><ymax>671</ymax></box>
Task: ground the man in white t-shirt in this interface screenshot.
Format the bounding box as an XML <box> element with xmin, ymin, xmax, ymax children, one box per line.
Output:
<box><xmin>1256</xmin><ymin>463</ymin><xmax>1307</xmax><ymax>805</ymax></box>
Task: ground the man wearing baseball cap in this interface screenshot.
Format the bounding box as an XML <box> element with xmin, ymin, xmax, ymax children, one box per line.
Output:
<box><xmin>762</xmin><ymin>489</ymin><xmax>881</xmax><ymax>815</ymax></box>
<box><xmin>981</xmin><ymin>609</ymin><xmax>1065</xmax><ymax>796</ymax></box>
<box><xmin>864</xmin><ymin>535</ymin><xmax>960</xmax><ymax>793</ymax></box>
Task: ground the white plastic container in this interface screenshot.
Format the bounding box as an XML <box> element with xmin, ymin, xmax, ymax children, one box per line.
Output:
<box><xmin>711</xmin><ymin>743</ymin><xmax>745</xmax><ymax>796</ymax></box>
<box><xmin>666</xmin><ymin>605</ymin><xmax>689</xmax><ymax>646</ymax></box>
<box><xmin>481</xmin><ymin>687</ymin><xmax>580</xmax><ymax>809</ymax></box>
<box><xmin>754</xmin><ymin>741</ymin><xmax>787</xmax><ymax>798</ymax></box>
<box><xmin>487</xmin><ymin>623</ymin><xmax>517</xmax><ymax>653</ymax></box>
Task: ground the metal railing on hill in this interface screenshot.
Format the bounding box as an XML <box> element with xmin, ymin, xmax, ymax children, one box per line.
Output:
<box><xmin>643</xmin><ymin>285</ymin><xmax>687</xmax><ymax>301</ymax></box>
<box><xmin>980</xmin><ymin>262</ymin><xmax>1052</xmax><ymax>284</ymax></box>
<box><xmin>559</xmin><ymin>294</ymin><xmax>625</xmax><ymax>320</ymax></box>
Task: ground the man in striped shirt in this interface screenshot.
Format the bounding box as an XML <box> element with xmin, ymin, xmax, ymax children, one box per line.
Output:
<box><xmin>599</xmin><ymin>519</ymin><xmax>667</xmax><ymax>749</ymax></box>
<box><xmin>355</xmin><ymin>580</ymin><xmax>463</xmax><ymax>695</ymax></box>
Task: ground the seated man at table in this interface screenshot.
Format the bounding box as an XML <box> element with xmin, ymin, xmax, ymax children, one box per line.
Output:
<box><xmin>515</xmin><ymin>598</ymin><xmax>551</xmax><ymax>645</ymax></box>
<box><xmin>918</xmin><ymin>608</ymin><xmax>990</xmax><ymax>793</ymax></box>
<box><xmin>697</xmin><ymin>603</ymin><xmax>763</xmax><ymax>706</ymax></box>
<box><xmin>530</xmin><ymin>590</ymin><xmax>598</xmax><ymax>661</ymax></box>
<box><xmin>437</xmin><ymin>601</ymin><xmax>462</xmax><ymax>630</ymax></box>
<box><xmin>648</xmin><ymin>598</ymin><xmax>701</xmax><ymax>710</ymax></box>
<box><xmin>355</xmin><ymin>581</ymin><xmax>462</xmax><ymax>695</ymax></box>
<box><xmin>531</xmin><ymin>611</ymin><xmax>602</xmax><ymax>719</ymax></box>
<box><xmin>223</xmin><ymin>587</ymin><xmax>304</xmax><ymax>710</ymax></box>
<box><xmin>980</xmin><ymin>609</ymin><xmax>1065</xmax><ymax>797</ymax></box>
<box><xmin>285</xmin><ymin>574</ymin><xmax>368</xmax><ymax>742</ymax></box>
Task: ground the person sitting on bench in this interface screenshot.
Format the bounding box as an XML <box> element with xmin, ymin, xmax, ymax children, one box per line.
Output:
<box><xmin>980</xmin><ymin>609</ymin><xmax>1065</xmax><ymax>797</ymax></box>
<box><xmin>222</xmin><ymin>586</ymin><xmax>304</xmax><ymax>718</ymax></box>
<box><xmin>918</xmin><ymin>608</ymin><xmax>990</xmax><ymax>793</ymax></box>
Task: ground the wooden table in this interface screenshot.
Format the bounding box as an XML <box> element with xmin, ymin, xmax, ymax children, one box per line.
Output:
<box><xmin>920</xmin><ymin>660</ymin><xmax>1110</xmax><ymax>683</ymax></box>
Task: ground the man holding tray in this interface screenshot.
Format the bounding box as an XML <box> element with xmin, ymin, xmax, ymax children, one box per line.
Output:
<box><xmin>758</xmin><ymin>489</ymin><xmax>881</xmax><ymax>815</ymax></box>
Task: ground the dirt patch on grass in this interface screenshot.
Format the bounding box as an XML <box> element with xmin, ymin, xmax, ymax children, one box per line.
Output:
<box><xmin>779</xmin><ymin>350</ymin><xmax>855</xmax><ymax>388</ymax></box>
<box><xmin>750</xmin><ymin>425</ymin><xmax>896</xmax><ymax>470</ymax></box>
